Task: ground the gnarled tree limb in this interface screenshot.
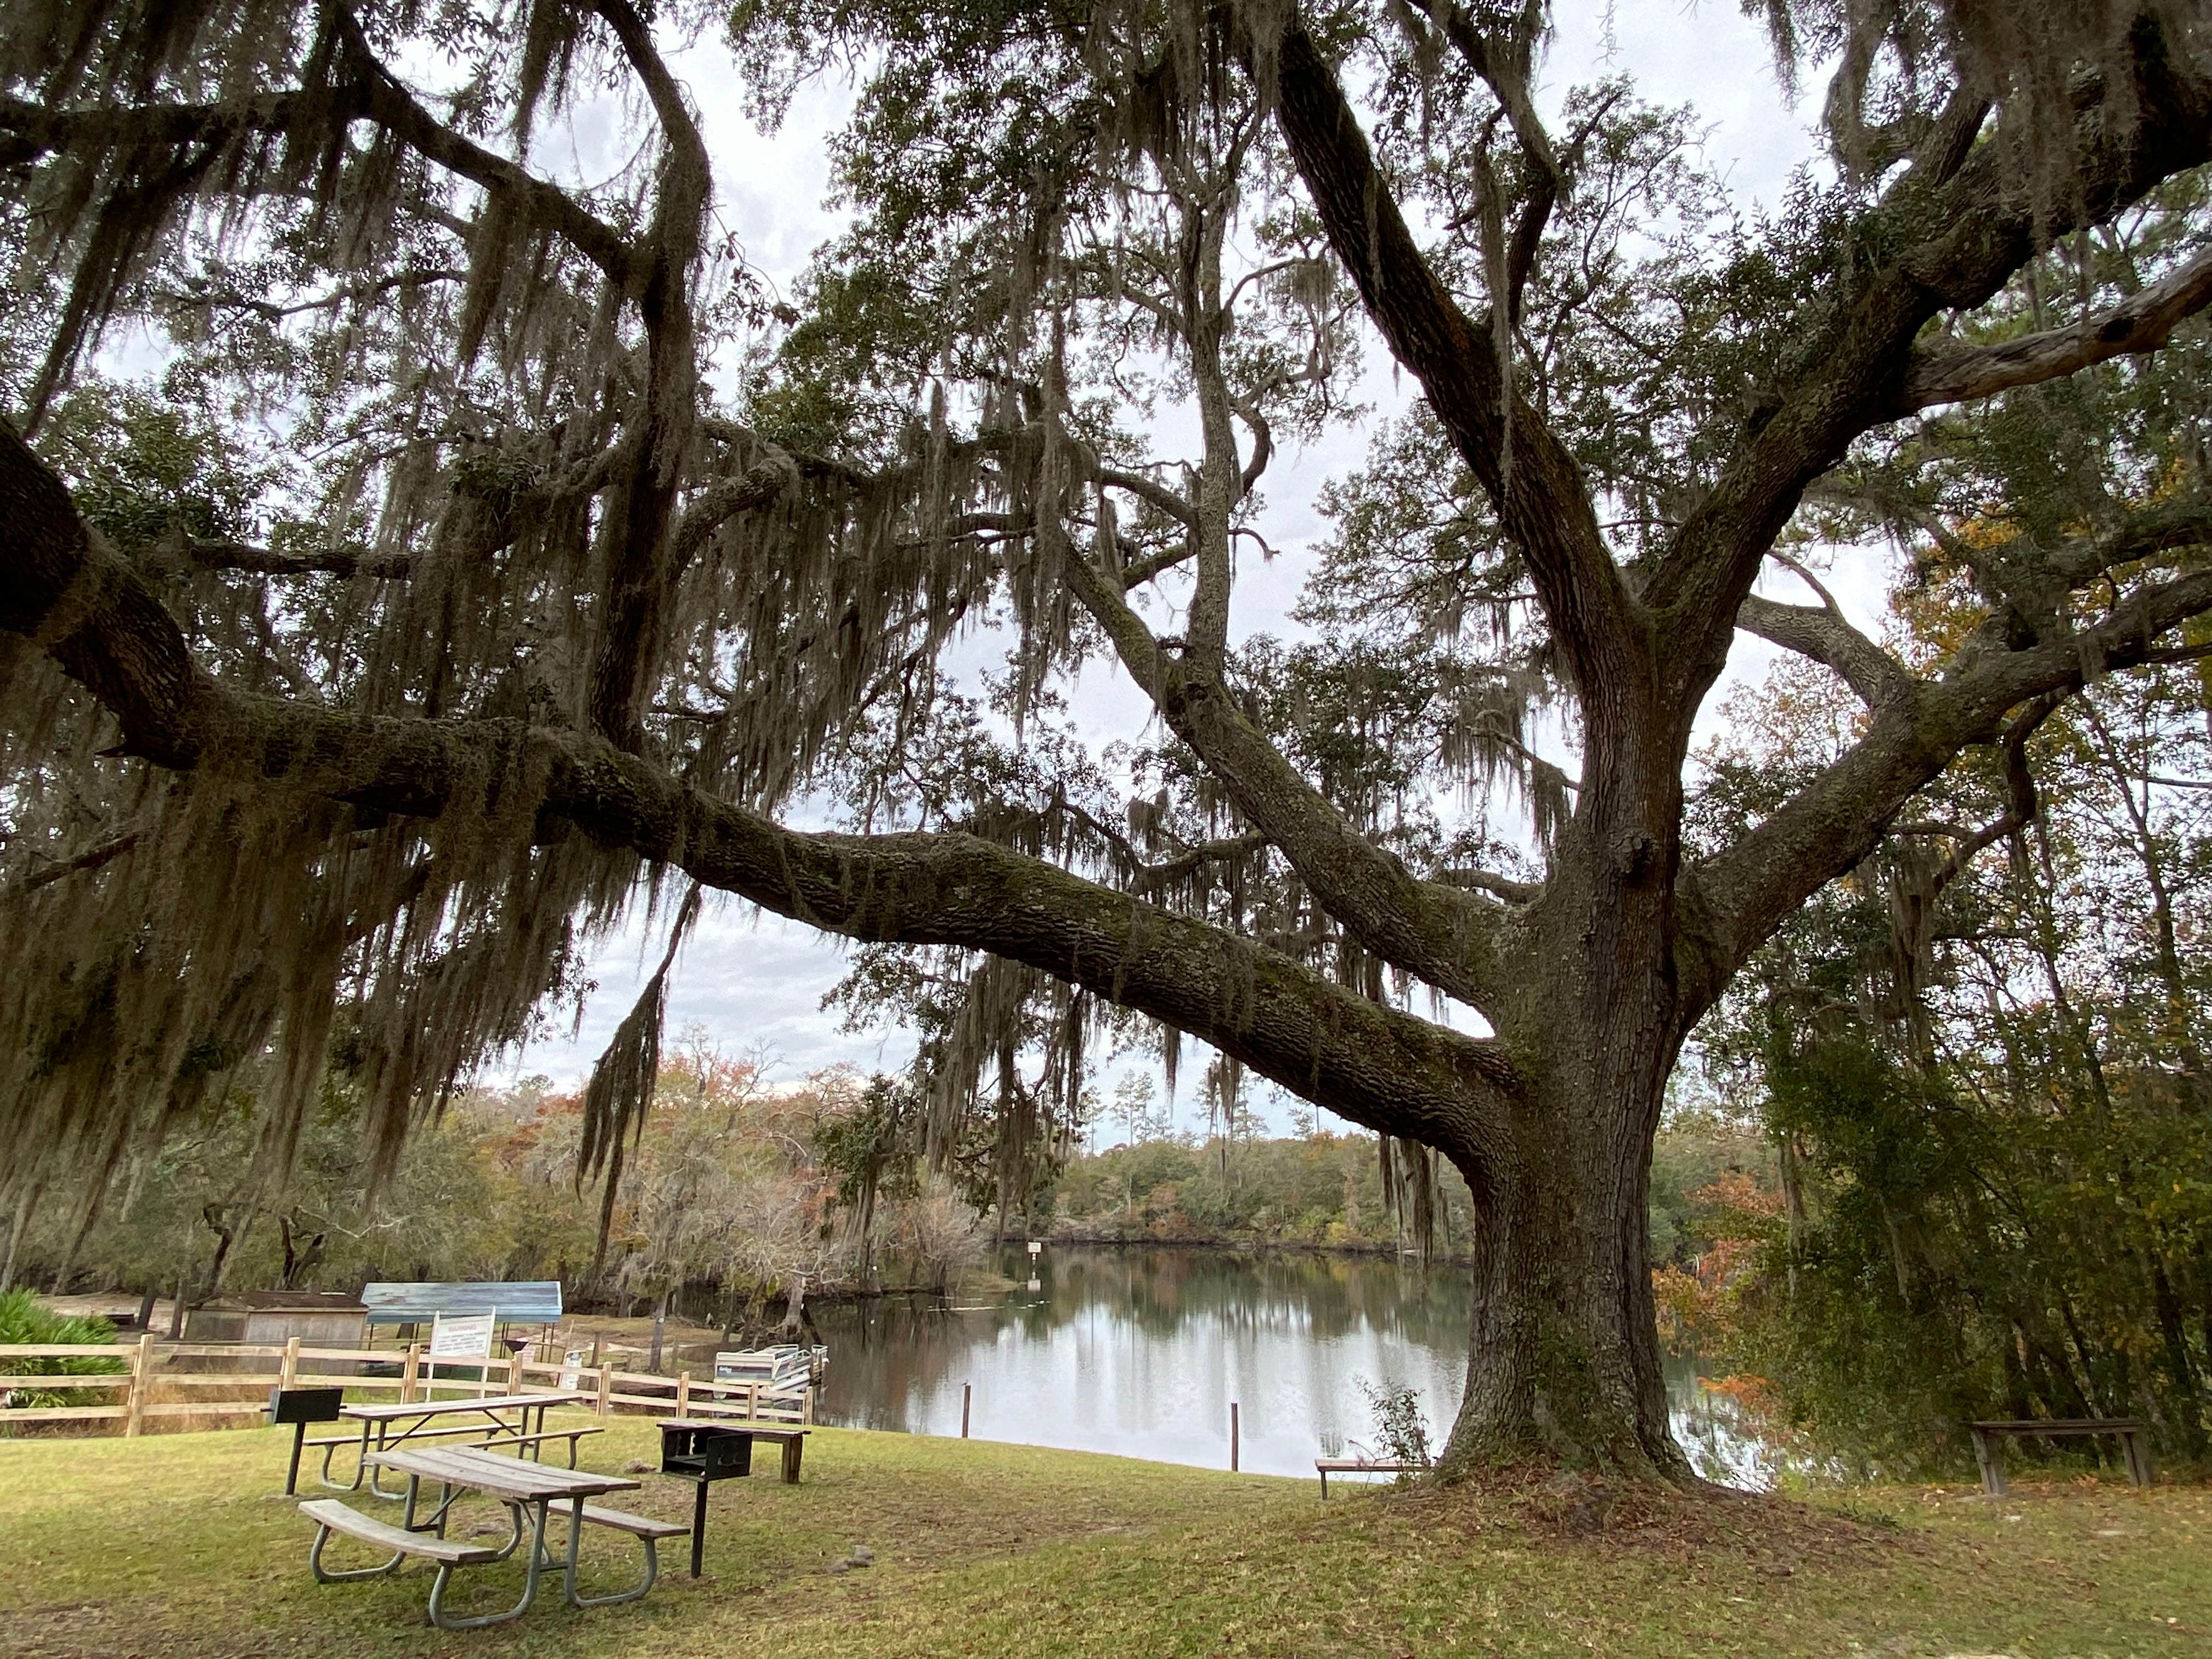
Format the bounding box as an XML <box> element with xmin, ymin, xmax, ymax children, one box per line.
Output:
<box><xmin>1899</xmin><ymin>244</ymin><xmax>2212</xmax><ymax>412</ymax></box>
<box><xmin>0</xmin><ymin>417</ymin><xmax>1522</xmax><ymax>1159</ymax></box>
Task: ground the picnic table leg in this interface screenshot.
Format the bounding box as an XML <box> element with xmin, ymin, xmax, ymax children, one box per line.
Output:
<box><xmin>321</xmin><ymin>1421</ymin><xmax>372</xmax><ymax>1492</ymax></box>
<box><xmin>1971</xmin><ymin>1428</ymin><xmax>2006</xmax><ymax>1497</ymax></box>
<box><xmin>2122</xmin><ymin>1428</ymin><xmax>2153</xmax><ymax>1488</ymax></box>
<box><xmin>691</xmin><ymin>1480</ymin><xmax>709</xmax><ymax>1578</ymax></box>
<box><xmin>369</xmin><ymin>1426</ymin><xmax>408</xmax><ymax>1500</ymax></box>
<box><xmin>781</xmin><ymin>1436</ymin><xmax>804</xmax><ymax>1485</ymax></box>
<box><xmin>1318</xmin><ymin>1468</ymin><xmax>1328</xmax><ymax>1500</ymax></box>
<box><xmin>561</xmin><ymin>1492</ymin><xmax>664</xmax><ymax>1609</ymax></box>
<box><xmin>427</xmin><ymin>1500</ymin><xmax>549</xmax><ymax>1631</ymax></box>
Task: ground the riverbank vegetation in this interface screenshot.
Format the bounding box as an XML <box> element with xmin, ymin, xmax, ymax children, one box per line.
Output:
<box><xmin>1649</xmin><ymin>609</ymin><xmax>2212</xmax><ymax>1479</ymax></box>
<box><xmin>1044</xmin><ymin>1110</ymin><xmax>1768</xmax><ymax>1266</ymax></box>
<box><xmin>2</xmin><ymin>1041</ymin><xmax>981</xmax><ymax>1339</ymax></box>
<box><xmin>5</xmin><ymin>1420</ymin><xmax>2209</xmax><ymax>1658</ymax></box>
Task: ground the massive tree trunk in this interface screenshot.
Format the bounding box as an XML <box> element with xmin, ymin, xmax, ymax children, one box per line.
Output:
<box><xmin>1435</xmin><ymin>778</ymin><xmax>1696</xmax><ymax>1478</ymax></box>
<box><xmin>1444</xmin><ymin>1089</ymin><xmax>1680</xmax><ymax>1477</ymax></box>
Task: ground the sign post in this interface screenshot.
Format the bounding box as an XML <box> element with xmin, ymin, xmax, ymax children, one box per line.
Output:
<box><xmin>427</xmin><ymin>1310</ymin><xmax>495</xmax><ymax>1398</ymax></box>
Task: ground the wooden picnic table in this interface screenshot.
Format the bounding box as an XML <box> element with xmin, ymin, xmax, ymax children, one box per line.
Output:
<box><xmin>318</xmin><ymin>1392</ymin><xmax>588</xmax><ymax>1497</ymax></box>
<box><xmin>1968</xmin><ymin>1417</ymin><xmax>2153</xmax><ymax>1494</ymax></box>
<box><xmin>298</xmin><ymin>1444</ymin><xmax>672</xmax><ymax>1629</ymax></box>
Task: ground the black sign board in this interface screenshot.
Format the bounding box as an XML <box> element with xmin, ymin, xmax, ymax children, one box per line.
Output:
<box><xmin>268</xmin><ymin>1386</ymin><xmax>345</xmax><ymax>1424</ymax></box>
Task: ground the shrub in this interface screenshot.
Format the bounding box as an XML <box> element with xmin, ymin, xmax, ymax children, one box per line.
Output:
<box><xmin>0</xmin><ymin>1289</ymin><xmax>127</xmax><ymax>1418</ymax></box>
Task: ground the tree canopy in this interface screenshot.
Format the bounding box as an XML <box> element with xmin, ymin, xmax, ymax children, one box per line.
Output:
<box><xmin>4</xmin><ymin>0</ymin><xmax>2211</xmax><ymax>1479</ymax></box>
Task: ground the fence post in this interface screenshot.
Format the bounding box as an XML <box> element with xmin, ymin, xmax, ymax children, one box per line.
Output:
<box><xmin>279</xmin><ymin>1335</ymin><xmax>300</xmax><ymax>1392</ymax></box>
<box><xmin>125</xmin><ymin>1333</ymin><xmax>153</xmax><ymax>1437</ymax></box>
<box><xmin>1230</xmin><ymin>1401</ymin><xmax>1239</xmax><ymax>1472</ymax></box>
<box><xmin>402</xmin><ymin>1341</ymin><xmax>421</xmax><ymax>1404</ymax></box>
<box><xmin>803</xmin><ymin>1386</ymin><xmax>815</xmax><ymax>1426</ymax></box>
<box><xmin>961</xmin><ymin>1382</ymin><xmax>972</xmax><ymax>1438</ymax></box>
<box><xmin>596</xmin><ymin>1365</ymin><xmax>612</xmax><ymax>1418</ymax></box>
<box><xmin>676</xmin><ymin>1372</ymin><xmax>691</xmax><ymax>1416</ymax></box>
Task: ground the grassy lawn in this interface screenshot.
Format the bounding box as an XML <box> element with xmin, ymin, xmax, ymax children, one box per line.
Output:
<box><xmin>3</xmin><ymin>1418</ymin><xmax>2207</xmax><ymax>1658</ymax></box>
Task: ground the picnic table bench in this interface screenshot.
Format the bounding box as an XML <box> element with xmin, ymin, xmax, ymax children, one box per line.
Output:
<box><xmin>301</xmin><ymin>1444</ymin><xmax>682</xmax><ymax>1628</ymax></box>
<box><xmin>1968</xmin><ymin>1418</ymin><xmax>2153</xmax><ymax>1495</ymax></box>
<box><xmin>1314</xmin><ymin>1458</ymin><xmax>1425</xmax><ymax>1497</ymax></box>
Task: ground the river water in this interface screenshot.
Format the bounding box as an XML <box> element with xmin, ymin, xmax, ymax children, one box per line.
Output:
<box><xmin>808</xmin><ymin>1245</ymin><xmax>1776</xmax><ymax>1487</ymax></box>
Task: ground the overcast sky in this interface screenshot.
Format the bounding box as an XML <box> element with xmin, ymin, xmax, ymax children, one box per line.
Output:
<box><xmin>499</xmin><ymin>4</ymin><xmax>1863</xmax><ymax>1136</ymax></box>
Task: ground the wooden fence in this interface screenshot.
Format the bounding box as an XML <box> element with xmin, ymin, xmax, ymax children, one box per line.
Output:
<box><xmin>0</xmin><ymin>1338</ymin><xmax>813</xmax><ymax>1435</ymax></box>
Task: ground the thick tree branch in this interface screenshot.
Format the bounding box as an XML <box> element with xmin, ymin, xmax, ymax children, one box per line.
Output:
<box><xmin>1054</xmin><ymin>499</ymin><xmax>1516</xmax><ymax>1014</ymax></box>
<box><xmin>575</xmin><ymin>0</ymin><xmax>710</xmax><ymax>748</ymax></box>
<box><xmin>1649</xmin><ymin>22</ymin><xmax>2212</xmax><ymax>714</ymax></box>
<box><xmin>0</xmin><ymin>91</ymin><xmax>312</xmax><ymax>165</ymax></box>
<box><xmin>1413</xmin><ymin>0</ymin><xmax>1561</xmax><ymax>323</ymax></box>
<box><xmin>1262</xmin><ymin>14</ymin><xmax>1639</xmax><ymax>706</ymax></box>
<box><xmin>1735</xmin><ymin>592</ymin><xmax>1914</xmax><ymax>706</ymax></box>
<box><xmin>329</xmin><ymin>10</ymin><xmax>639</xmax><ymax>288</ymax></box>
<box><xmin>670</xmin><ymin>448</ymin><xmax>802</xmax><ymax>563</ymax></box>
<box><xmin>1899</xmin><ymin>244</ymin><xmax>2212</xmax><ymax>411</ymax></box>
<box><xmin>1436</xmin><ymin>867</ymin><xmax>1543</xmax><ymax>904</ymax></box>
<box><xmin>1097</xmin><ymin>465</ymin><xmax>1200</xmax><ymax>529</ymax></box>
<box><xmin>0</xmin><ymin>419</ymin><xmax>1521</xmax><ymax>1156</ymax></box>
<box><xmin>1688</xmin><ymin>567</ymin><xmax>2212</xmax><ymax>1003</ymax></box>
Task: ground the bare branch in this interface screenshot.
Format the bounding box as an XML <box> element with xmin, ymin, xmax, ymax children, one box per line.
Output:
<box><xmin>1735</xmin><ymin>593</ymin><xmax>1914</xmax><ymax>706</ymax></box>
<box><xmin>8</xmin><ymin>823</ymin><xmax>146</xmax><ymax>893</ymax></box>
<box><xmin>167</xmin><ymin>539</ymin><xmax>416</xmax><ymax>580</ymax></box>
<box><xmin>1899</xmin><ymin>244</ymin><xmax>2212</xmax><ymax>411</ymax></box>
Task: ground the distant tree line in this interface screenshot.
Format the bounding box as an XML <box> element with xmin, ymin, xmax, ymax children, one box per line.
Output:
<box><xmin>1</xmin><ymin>1034</ymin><xmax>980</xmax><ymax>1335</ymax></box>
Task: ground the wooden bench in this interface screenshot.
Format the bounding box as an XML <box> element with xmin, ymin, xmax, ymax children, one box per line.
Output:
<box><xmin>746</xmin><ymin>1426</ymin><xmax>809</xmax><ymax>1483</ymax></box>
<box><xmin>300</xmin><ymin>1498</ymin><xmax>515</xmax><ymax>1629</ymax></box>
<box><xmin>1968</xmin><ymin>1419</ymin><xmax>2152</xmax><ymax>1495</ymax></box>
<box><xmin>1314</xmin><ymin>1458</ymin><xmax>1425</xmax><ymax>1498</ymax></box>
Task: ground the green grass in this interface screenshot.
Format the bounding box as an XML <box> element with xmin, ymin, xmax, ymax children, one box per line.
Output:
<box><xmin>3</xmin><ymin>1418</ymin><xmax>2208</xmax><ymax>1657</ymax></box>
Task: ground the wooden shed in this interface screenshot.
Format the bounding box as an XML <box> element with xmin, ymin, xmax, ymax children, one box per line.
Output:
<box><xmin>183</xmin><ymin>1290</ymin><xmax>368</xmax><ymax>1348</ymax></box>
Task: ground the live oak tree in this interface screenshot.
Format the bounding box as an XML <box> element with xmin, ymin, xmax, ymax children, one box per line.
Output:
<box><xmin>5</xmin><ymin>0</ymin><xmax>2212</xmax><ymax>1481</ymax></box>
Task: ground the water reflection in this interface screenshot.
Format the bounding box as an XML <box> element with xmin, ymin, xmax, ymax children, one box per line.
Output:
<box><xmin>810</xmin><ymin>1246</ymin><xmax>1771</xmax><ymax>1486</ymax></box>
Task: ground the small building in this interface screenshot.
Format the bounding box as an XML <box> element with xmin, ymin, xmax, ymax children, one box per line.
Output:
<box><xmin>183</xmin><ymin>1290</ymin><xmax>368</xmax><ymax>1348</ymax></box>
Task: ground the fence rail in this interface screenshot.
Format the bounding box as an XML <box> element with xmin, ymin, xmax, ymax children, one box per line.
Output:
<box><xmin>0</xmin><ymin>1338</ymin><xmax>813</xmax><ymax>1434</ymax></box>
